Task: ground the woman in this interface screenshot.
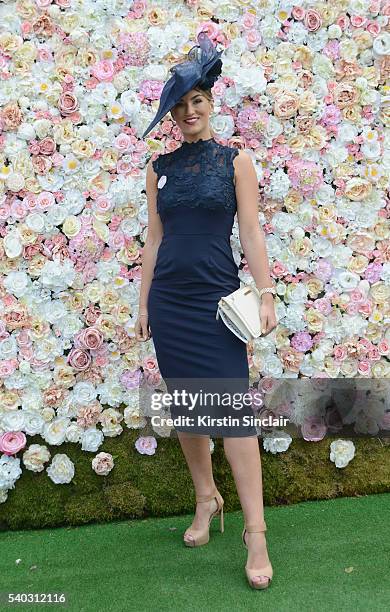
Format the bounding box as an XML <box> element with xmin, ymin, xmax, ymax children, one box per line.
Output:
<box><xmin>136</xmin><ymin>33</ymin><xmax>277</xmax><ymax>590</ymax></box>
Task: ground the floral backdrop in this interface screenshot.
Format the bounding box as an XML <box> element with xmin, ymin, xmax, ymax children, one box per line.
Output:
<box><xmin>0</xmin><ymin>0</ymin><xmax>389</xmax><ymax>505</ymax></box>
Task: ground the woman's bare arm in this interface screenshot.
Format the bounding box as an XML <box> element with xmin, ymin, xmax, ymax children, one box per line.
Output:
<box><xmin>233</xmin><ymin>150</ymin><xmax>274</xmax><ymax>292</ymax></box>
<box><xmin>138</xmin><ymin>159</ymin><xmax>164</xmax><ymax>312</ymax></box>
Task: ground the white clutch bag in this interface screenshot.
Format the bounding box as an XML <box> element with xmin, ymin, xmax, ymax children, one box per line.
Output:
<box><xmin>215</xmin><ymin>285</ymin><xmax>261</xmax><ymax>342</ymax></box>
<box><xmin>216</xmin><ymin>284</ymin><xmax>263</xmax><ymax>344</ymax></box>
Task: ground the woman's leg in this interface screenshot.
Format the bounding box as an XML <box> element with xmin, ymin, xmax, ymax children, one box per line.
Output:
<box><xmin>177</xmin><ymin>431</ymin><xmax>219</xmax><ymax>543</ymax></box>
<box><xmin>223</xmin><ymin>436</ymin><xmax>271</xmax><ymax>584</ymax></box>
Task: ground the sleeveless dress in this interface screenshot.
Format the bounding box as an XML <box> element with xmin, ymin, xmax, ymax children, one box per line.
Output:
<box><xmin>147</xmin><ymin>137</ymin><xmax>257</xmax><ymax>437</ymax></box>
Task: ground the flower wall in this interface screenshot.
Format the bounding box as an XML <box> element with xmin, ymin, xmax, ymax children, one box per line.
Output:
<box><xmin>0</xmin><ymin>0</ymin><xmax>390</xmax><ymax>504</ymax></box>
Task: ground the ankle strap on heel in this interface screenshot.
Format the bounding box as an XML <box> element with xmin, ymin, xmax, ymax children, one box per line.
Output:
<box><xmin>244</xmin><ymin>520</ymin><xmax>267</xmax><ymax>533</ymax></box>
<box><xmin>196</xmin><ymin>490</ymin><xmax>217</xmax><ymax>503</ymax></box>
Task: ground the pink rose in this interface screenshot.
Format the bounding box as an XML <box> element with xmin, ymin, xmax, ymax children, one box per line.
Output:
<box><xmin>378</xmin><ymin>340</ymin><xmax>389</xmax><ymax>355</ymax></box>
<box><xmin>333</xmin><ymin>345</ymin><xmax>347</xmax><ymax>361</ymax></box>
<box><xmin>367</xmin><ymin>22</ymin><xmax>381</xmax><ymax>36</ymax></box>
<box><xmin>241</xmin><ymin>11</ymin><xmax>257</xmax><ymax>29</ymax></box>
<box><xmin>350</xmin><ymin>15</ymin><xmax>367</xmax><ymax>28</ymax></box>
<box><xmin>67</xmin><ymin>348</ymin><xmax>92</xmax><ymax>371</ymax></box>
<box><xmin>39</xmin><ymin>137</ymin><xmax>56</xmax><ymax>156</ymax></box>
<box><xmin>92</xmin><ymin>452</ymin><xmax>114</xmax><ymax>476</ymax></box>
<box><xmin>135</xmin><ymin>436</ymin><xmax>157</xmax><ymax>456</ymax></box>
<box><xmin>304</xmin><ymin>9</ymin><xmax>322</xmax><ymax>32</ymax></box>
<box><xmin>91</xmin><ymin>60</ymin><xmax>115</xmax><ymax>82</ymax></box>
<box><xmin>143</xmin><ymin>356</ymin><xmax>158</xmax><ymax>373</ymax></box>
<box><xmin>292</xmin><ymin>6</ymin><xmax>305</xmax><ymax>20</ymax></box>
<box><xmin>301</xmin><ymin>416</ymin><xmax>327</xmax><ymax>441</ymax></box>
<box><xmin>0</xmin><ymin>359</ymin><xmax>18</xmax><ymax>378</ymax></box>
<box><xmin>58</xmin><ymin>92</ymin><xmax>79</xmax><ymax>115</ymax></box>
<box><xmin>358</xmin><ymin>360</ymin><xmax>371</xmax><ymax>376</ymax></box>
<box><xmin>379</xmin><ymin>412</ymin><xmax>390</xmax><ymax>430</ymax></box>
<box><xmin>76</xmin><ymin>327</ymin><xmax>104</xmax><ymax>351</ymax></box>
<box><xmin>0</xmin><ymin>431</ymin><xmax>27</xmax><ymax>455</ymax></box>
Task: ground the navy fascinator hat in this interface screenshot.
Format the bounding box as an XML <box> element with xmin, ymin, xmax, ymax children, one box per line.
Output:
<box><xmin>141</xmin><ymin>32</ymin><xmax>223</xmax><ymax>139</ymax></box>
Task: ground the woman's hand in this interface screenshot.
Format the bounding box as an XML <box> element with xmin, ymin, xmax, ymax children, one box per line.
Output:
<box><xmin>259</xmin><ymin>294</ymin><xmax>278</xmax><ymax>337</ymax></box>
<box><xmin>135</xmin><ymin>311</ymin><xmax>152</xmax><ymax>342</ymax></box>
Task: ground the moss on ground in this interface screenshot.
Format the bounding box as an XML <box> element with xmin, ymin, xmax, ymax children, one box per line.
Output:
<box><xmin>0</xmin><ymin>432</ymin><xmax>389</xmax><ymax>531</ymax></box>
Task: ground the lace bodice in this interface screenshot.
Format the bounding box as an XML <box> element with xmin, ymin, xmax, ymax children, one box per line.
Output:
<box><xmin>152</xmin><ymin>137</ymin><xmax>239</xmax><ymax>216</ymax></box>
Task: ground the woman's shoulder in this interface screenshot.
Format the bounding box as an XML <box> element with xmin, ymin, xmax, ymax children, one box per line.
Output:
<box><xmin>150</xmin><ymin>149</ymin><xmax>176</xmax><ymax>174</ymax></box>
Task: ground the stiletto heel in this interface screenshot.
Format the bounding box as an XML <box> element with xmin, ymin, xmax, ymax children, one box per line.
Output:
<box><xmin>242</xmin><ymin>520</ymin><xmax>273</xmax><ymax>590</ymax></box>
<box><xmin>183</xmin><ymin>486</ymin><xmax>224</xmax><ymax>547</ymax></box>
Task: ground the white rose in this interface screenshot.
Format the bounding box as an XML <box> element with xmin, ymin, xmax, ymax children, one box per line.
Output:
<box><xmin>360</xmin><ymin>140</ymin><xmax>381</xmax><ymax>161</ymax></box>
<box><xmin>3</xmin><ymin>271</ymin><xmax>29</xmax><ymax>297</ymax></box>
<box><xmin>211</xmin><ymin>114</ymin><xmax>235</xmax><ymax>140</ymax></box>
<box><xmin>46</xmin><ymin>204</ymin><xmax>68</xmax><ymax>226</ymax></box>
<box><xmin>81</xmin><ymin>427</ymin><xmax>104</xmax><ymax>452</ymax></box>
<box><xmin>25</xmin><ymin>212</ymin><xmax>45</xmax><ymax>233</ymax></box>
<box><xmin>23</xmin><ymin>411</ymin><xmax>45</xmax><ymax>435</ymax></box>
<box><xmin>42</xmin><ymin>417</ymin><xmax>70</xmax><ymax>445</ymax></box>
<box><xmin>312</xmin><ymin>55</ymin><xmax>335</xmax><ymax>80</ymax></box>
<box><xmin>33</xmin><ymin>118</ymin><xmax>52</xmax><ymax>139</ymax></box>
<box><xmin>0</xmin><ymin>337</ymin><xmax>18</xmax><ymax>360</ymax></box>
<box><xmin>373</xmin><ymin>32</ymin><xmax>390</xmax><ymax>56</ymax></box>
<box><xmin>315</xmin><ymin>184</ymin><xmax>335</xmax><ymax>205</ymax></box>
<box><xmin>65</xmin><ymin>422</ymin><xmax>83</xmax><ymax>443</ymax></box>
<box><xmin>5</xmin><ymin>172</ymin><xmax>25</xmax><ymax>192</ymax></box>
<box><xmin>235</xmin><ymin>66</ymin><xmax>267</xmax><ymax>96</ymax></box>
<box><xmin>329</xmin><ymin>439</ymin><xmax>355</xmax><ymax>468</ymax></box>
<box><xmin>3</xmin><ymin>231</ymin><xmax>23</xmax><ymax>259</ymax></box>
<box><xmin>46</xmin><ymin>453</ymin><xmax>75</xmax><ymax>484</ymax></box>
<box><xmin>73</xmin><ymin>382</ymin><xmax>97</xmax><ymax>404</ymax></box>
<box><xmin>263</xmin><ymin>431</ymin><xmax>292</xmax><ymax>453</ymax></box>
<box><xmin>17</xmin><ymin>122</ymin><xmax>36</xmax><ymax>140</ymax></box>
<box><xmin>325</xmin><ymin>144</ymin><xmax>348</xmax><ymax>168</ymax></box>
<box><xmin>2</xmin><ymin>410</ymin><xmax>26</xmax><ymax>432</ymax></box>
<box><xmin>40</xmin><ymin>258</ymin><xmax>76</xmax><ymax>291</ymax></box>
<box><xmin>62</xmin><ymin>215</ymin><xmax>81</xmax><ymax>238</ymax></box>
<box><xmin>64</xmin><ymin>189</ymin><xmax>85</xmax><ymax>215</ymax></box>
<box><xmin>339</xmin><ymin>39</ymin><xmax>358</xmax><ymax>61</ymax></box>
<box><xmin>120</xmin><ymin>89</ymin><xmax>141</xmax><ymax>118</ymax></box>
<box><xmin>337</xmin><ymin>123</ymin><xmax>359</xmax><ymax>144</ymax></box>
<box><xmin>22</xmin><ymin>444</ymin><xmax>50</xmax><ymax>472</ymax></box>
<box><xmin>0</xmin><ymin>455</ymin><xmax>22</xmax><ymax>490</ymax></box>
<box><xmin>124</xmin><ymin>406</ymin><xmax>147</xmax><ymax>429</ymax></box>
<box><xmin>327</xmin><ymin>24</ymin><xmax>342</xmax><ymax>39</ymax></box>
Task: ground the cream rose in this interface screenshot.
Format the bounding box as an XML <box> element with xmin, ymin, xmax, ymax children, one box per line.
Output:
<box><xmin>344</xmin><ymin>177</ymin><xmax>372</xmax><ymax>201</ymax></box>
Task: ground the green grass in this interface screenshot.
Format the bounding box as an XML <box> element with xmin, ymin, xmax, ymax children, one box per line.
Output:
<box><xmin>1</xmin><ymin>434</ymin><xmax>389</xmax><ymax>531</ymax></box>
<box><xmin>0</xmin><ymin>493</ymin><xmax>389</xmax><ymax>612</ymax></box>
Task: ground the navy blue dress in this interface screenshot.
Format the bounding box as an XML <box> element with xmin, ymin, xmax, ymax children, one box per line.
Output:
<box><xmin>147</xmin><ymin>137</ymin><xmax>257</xmax><ymax>437</ymax></box>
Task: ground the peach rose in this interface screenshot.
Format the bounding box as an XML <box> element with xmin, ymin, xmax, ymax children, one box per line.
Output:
<box><xmin>1</xmin><ymin>102</ymin><xmax>23</xmax><ymax>130</ymax></box>
<box><xmin>32</xmin><ymin>155</ymin><xmax>52</xmax><ymax>175</ymax></box>
<box><xmin>333</xmin><ymin>83</ymin><xmax>359</xmax><ymax>109</ymax></box>
<box><xmin>274</xmin><ymin>91</ymin><xmax>300</xmax><ymax>119</ymax></box>
<box><xmin>32</xmin><ymin>14</ymin><xmax>54</xmax><ymax>37</ymax></box>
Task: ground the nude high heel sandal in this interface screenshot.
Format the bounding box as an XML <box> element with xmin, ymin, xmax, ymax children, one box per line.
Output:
<box><xmin>242</xmin><ymin>519</ymin><xmax>273</xmax><ymax>589</ymax></box>
<box><xmin>183</xmin><ymin>488</ymin><xmax>224</xmax><ymax>547</ymax></box>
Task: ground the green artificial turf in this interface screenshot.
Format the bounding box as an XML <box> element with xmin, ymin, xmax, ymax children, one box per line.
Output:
<box><xmin>0</xmin><ymin>492</ymin><xmax>389</xmax><ymax>612</ymax></box>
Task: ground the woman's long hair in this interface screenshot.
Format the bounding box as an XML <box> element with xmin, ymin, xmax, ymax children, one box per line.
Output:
<box><xmin>170</xmin><ymin>86</ymin><xmax>215</xmax><ymax>138</ymax></box>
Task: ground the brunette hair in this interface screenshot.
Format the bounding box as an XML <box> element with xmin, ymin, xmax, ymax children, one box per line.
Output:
<box><xmin>171</xmin><ymin>86</ymin><xmax>215</xmax><ymax>137</ymax></box>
